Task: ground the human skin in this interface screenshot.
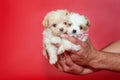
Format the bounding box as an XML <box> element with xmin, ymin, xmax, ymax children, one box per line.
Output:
<box><xmin>55</xmin><ymin>34</ymin><xmax>120</xmax><ymax>75</ymax></box>
<box><xmin>43</xmin><ymin>42</ymin><xmax>96</xmax><ymax>75</ymax></box>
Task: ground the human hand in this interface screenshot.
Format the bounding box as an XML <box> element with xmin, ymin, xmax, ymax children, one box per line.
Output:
<box><xmin>43</xmin><ymin>49</ymin><xmax>96</xmax><ymax>75</ymax></box>
<box><xmin>43</xmin><ymin>40</ymin><xmax>99</xmax><ymax>75</ymax></box>
<box><xmin>55</xmin><ymin>52</ymin><xmax>95</xmax><ymax>75</ymax></box>
<box><xmin>61</xmin><ymin>34</ymin><xmax>98</xmax><ymax>67</ymax></box>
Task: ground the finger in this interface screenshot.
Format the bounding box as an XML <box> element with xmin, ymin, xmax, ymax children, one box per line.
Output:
<box><xmin>65</xmin><ymin>49</ymin><xmax>77</xmax><ymax>54</ymax></box>
<box><xmin>58</xmin><ymin>55</ymin><xmax>70</xmax><ymax>72</ymax></box>
<box><xmin>43</xmin><ymin>49</ymin><xmax>49</xmax><ymax>59</ymax></box>
<box><xmin>86</xmin><ymin>38</ymin><xmax>92</xmax><ymax>46</ymax></box>
<box><xmin>69</xmin><ymin>64</ymin><xmax>84</xmax><ymax>75</ymax></box>
<box><xmin>42</xmin><ymin>43</ymin><xmax>48</xmax><ymax>59</ymax></box>
<box><xmin>70</xmin><ymin>54</ymin><xmax>84</xmax><ymax>65</ymax></box>
<box><xmin>64</xmin><ymin>52</ymin><xmax>74</xmax><ymax>66</ymax></box>
<box><xmin>54</xmin><ymin>62</ymin><xmax>63</xmax><ymax>72</ymax></box>
<box><xmin>61</xmin><ymin>34</ymin><xmax>82</xmax><ymax>45</ymax></box>
<box><xmin>80</xmin><ymin>68</ymin><xmax>94</xmax><ymax>75</ymax></box>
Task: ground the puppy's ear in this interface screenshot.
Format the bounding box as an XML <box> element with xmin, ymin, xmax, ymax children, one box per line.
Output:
<box><xmin>56</xmin><ymin>9</ymin><xmax>70</xmax><ymax>16</ymax></box>
<box><xmin>87</xmin><ymin>20</ymin><xmax>90</xmax><ymax>27</ymax></box>
<box><xmin>64</xmin><ymin>10</ymin><xmax>69</xmax><ymax>15</ymax></box>
<box><xmin>85</xmin><ymin>16</ymin><xmax>90</xmax><ymax>27</ymax></box>
<box><xmin>42</xmin><ymin>15</ymin><xmax>49</xmax><ymax>27</ymax></box>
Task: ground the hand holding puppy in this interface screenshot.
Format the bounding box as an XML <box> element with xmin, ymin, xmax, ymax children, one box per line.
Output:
<box><xmin>57</xmin><ymin>35</ymin><xmax>120</xmax><ymax>74</ymax></box>
<box><xmin>61</xmin><ymin>35</ymin><xmax>98</xmax><ymax>66</ymax></box>
<box><xmin>42</xmin><ymin>9</ymin><xmax>89</xmax><ymax>64</ymax></box>
<box><xmin>53</xmin><ymin>35</ymin><xmax>97</xmax><ymax>75</ymax></box>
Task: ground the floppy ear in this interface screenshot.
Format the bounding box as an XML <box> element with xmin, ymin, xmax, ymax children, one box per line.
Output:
<box><xmin>85</xmin><ymin>16</ymin><xmax>90</xmax><ymax>27</ymax></box>
<box><xmin>64</xmin><ymin>10</ymin><xmax>70</xmax><ymax>15</ymax></box>
<box><xmin>42</xmin><ymin>15</ymin><xmax>49</xmax><ymax>27</ymax></box>
<box><xmin>87</xmin><ymin>20</ymin><xmax>90</xmax><ymax>27</ymax></box>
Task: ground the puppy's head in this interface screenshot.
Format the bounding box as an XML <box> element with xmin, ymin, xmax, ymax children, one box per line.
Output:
<box><xmin>67</xmin><ymin>12</ymin><xmax>90</xmax><ymax>37</ymax></box>
<box><xmin>42</xmin><ymin>9</ymin><xmax>69</xmax><ymax>36</ymax></box>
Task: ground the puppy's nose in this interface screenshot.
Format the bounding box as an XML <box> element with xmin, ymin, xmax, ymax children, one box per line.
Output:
<box><xmin>60</xmin><ymin>28</ymin><xmax>64</xmax><ymax>32</ymax></box>
<box><xmin>72</xmin><ymin>29</ymin><xmax>76</xmax><ymax>33</ymax></box>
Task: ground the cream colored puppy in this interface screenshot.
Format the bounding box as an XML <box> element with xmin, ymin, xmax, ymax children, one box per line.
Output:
<box><xmin>43</xmin><ymin>10</ymin><xmax>69</xmax><ymax>64</ymax></box>
<box><xmin>42</xmin><ymin>10</ymin><xmax>70</xmax><ymax>64</ymax></box>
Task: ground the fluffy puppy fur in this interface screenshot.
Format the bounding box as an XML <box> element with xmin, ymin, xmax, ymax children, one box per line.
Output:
<box><xmin>67</xmin><ymin>12</ymin><xmax>90</xmax><ymax>41</ymax></box>
<box><xmin>42</xmin><ymin>10</ymin><xmax>89</xmax><ymax>64</ymax></box>
<box><xmin>42</xmin><ymin>10</ymin><xmax>70</xmax><ymax>64</ymax></box>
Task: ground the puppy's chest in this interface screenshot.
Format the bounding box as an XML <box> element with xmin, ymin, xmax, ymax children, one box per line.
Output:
<box><xmin>43</xmin><ymin>29</ymin><xmax>62</xmax><ymax>43</ymax></box>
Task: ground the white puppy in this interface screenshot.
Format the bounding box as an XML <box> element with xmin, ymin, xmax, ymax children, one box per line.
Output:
<box><xmin>67</xmin><ymin>12</ymin><xmax>89</xmax><ymax>41</ymax></box>
<box><xmin>58</xmin><ymin>12</ymin><xmax>90</xmax><ymax>59</ymax></box>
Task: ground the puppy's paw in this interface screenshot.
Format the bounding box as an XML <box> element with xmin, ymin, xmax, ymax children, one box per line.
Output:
<box><xmin>57</xmin><ymin>46</ymin><xmax>65</xmax><ymax>55</ymax></box>
<box><xmin>65</xmin><ymin>45</ymin><xmax>71</xmax><ymax>50</ymax></box>
<box><xmin>51</xmin><ymin>37</ymin><xmax>61</xmax><ymax>44</ymax></box>
<box><xmin>49</xmin><ymin>57</ymin><xmax>57</xmax><ymax>64</ymax></box>
<box><xmin>81</xmin><ymin>35</ymin><xmax>88</xmax><ymax>42</ymax></box>
<box><xmin>72</xmin><ymin>45</ymin><xmax>81</xmax><ymax>51</ymax></box>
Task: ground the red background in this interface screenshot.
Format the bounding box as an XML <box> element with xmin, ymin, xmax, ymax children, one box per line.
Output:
<box><xmin>1</xmin><ymin>0</ymin><xmax>120</xmax><ymax>80</ymax></box>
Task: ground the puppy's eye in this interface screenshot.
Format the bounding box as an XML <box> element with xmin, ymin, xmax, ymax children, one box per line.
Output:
<box><xmin>52</xmin><ymin>24</ymin><xmax>57</xmax><ymax>27</ymax></box>
<box><xmin>64</xmin><ymin>22</ymin><xmax>67</xmax><ymax>25</ymax></box>
<box><xmin>68</xmin><ymin>23</ymin><xmax>72</xmax><ymax>26</ymax></box>
<box><xmin>80</xmin><ymin>26</ymin><xmax>83</xmax><ymax>30</ymax></box>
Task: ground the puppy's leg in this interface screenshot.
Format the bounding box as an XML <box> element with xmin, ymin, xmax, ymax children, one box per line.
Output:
<box><xmin>57</xmin><ymin>39</ymin><xmax>72</xmax><ymax>54</ymax></box>
<box><xmin>45</xmin><ymin>44</ymin><xmax>58</xmax><ymax>64</ymax></box>
<box><xmin>57</xmin><ymin>39</ymin><xmax>81</xmax><ymax>54</ymax></box>
<box><xmin>71</xmin><ymin>43</ymin><xmax>81</xmax><ymax>51</ymax></box>
<box><xmin>51</xmin><ymin>37</ymin><xmax>61</xmax><ymax>44</ymax></box>
<box><xmin>57</xmin><ymin>45</ymin><xmax>64</xmax><ymax>55</ymax></box>
<box><xmin>63</xmin><ymin>39</ymin><xmax>81</xmax><ymax>51</ymax></box>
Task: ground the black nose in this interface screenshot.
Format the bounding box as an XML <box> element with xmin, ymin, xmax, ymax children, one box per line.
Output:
<box><xmin>60</xmin><ymin>28</ymin><xmax>64</xmax><ymax>32</ymax></box>
<box><xmin>72</xmin><ymin>29</ymin><xmax>76</xmax><ymax>33</ymax></box>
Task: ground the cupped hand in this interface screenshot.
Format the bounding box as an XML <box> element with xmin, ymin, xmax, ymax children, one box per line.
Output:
<box><xmin>55</xmin><ymin>52</ymin><xmax>95</xmax><ymax>75</ymax></box>
<box><xmin>61</xmin><ymin>34</ymin><xmax>98</xmax><ymax>67</ymax></box>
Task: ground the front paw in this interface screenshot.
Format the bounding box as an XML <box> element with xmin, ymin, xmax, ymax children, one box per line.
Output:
<box><xmin>73</xmin><ymin>45</ymin><xmax>81</xmax><ymax>51</ymax></box>
<box><xmin>51</xmin><ymin>37</ymin><xmax>61</xmax><ymax>44</ymax></box>
<box><xmin>57</xmin><ymin>45</ymin><xmax>71</xmax><ymax>55</ymax></box>
<box><xmin>57</xmin><ymin>46</ymin><xmax>65</xmax><ymax>55</ymax></box>
<box><xmin>49</xmin><ymin>57</ymin><xmax>57</xmax><ymax>64</ymax></box>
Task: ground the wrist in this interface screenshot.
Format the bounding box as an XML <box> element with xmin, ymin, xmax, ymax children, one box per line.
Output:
<box><xmin>89</xmin><ymin>50</ymin><xmax>112</xmax><ymax>70</ymax></box>
<box><xmin>88</xmin><ymin>50</ymin><xmax>102</xmax><ymax>69</ymax></box>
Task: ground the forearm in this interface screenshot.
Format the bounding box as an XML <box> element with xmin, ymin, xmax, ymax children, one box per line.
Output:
<box><xmin>89</xmin><ymin>40</ymin><xmax>120</xmax><ymax>71</ymax></box>
<box><xmin>90</xmin><ymin>51</ymin><xmax>120</xmax><ymax>71</ymax></box>
<box><xmin>102</xmin><ymin>40</ymin><xmax>120</xmax><ymax>53</ymax></box>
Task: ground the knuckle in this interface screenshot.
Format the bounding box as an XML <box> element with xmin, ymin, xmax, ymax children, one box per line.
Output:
<box><xmin>64</xmin><ymin>68</ymin><xmax>70</xmax><ymax>72</ymax></box>
<box><xmin>66</xmin><ymin>60</ymin><xmax>72</xmax><ymax>66</ymax></box>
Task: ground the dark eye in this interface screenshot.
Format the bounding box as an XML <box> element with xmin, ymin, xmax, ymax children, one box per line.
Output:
<box><xmin>52</xmin><ymin>24</ymin><xmax>56</xmax><ymax>27</ymax></box>
<box><xmin>68</xmin><ymin>23</ymin><xmax>72</xmax><ymax>26</ymax></box>
<box><xmin>64</xmin><ymin>22</ymin><xmax>67</xmax><ymax>25</ymax></box>
<box><xmin>80</xmin><ymin>25</ymin><xmax>83</xmax><ymax>30</ymax></box>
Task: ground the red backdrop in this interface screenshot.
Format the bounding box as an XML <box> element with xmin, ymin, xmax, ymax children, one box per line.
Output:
<box><xmin>1</xmin><ymin>0</ymin><xmax>120</xmax><ymax>80</ymax></box>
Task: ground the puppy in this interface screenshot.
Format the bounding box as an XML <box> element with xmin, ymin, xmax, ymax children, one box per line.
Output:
<box><xmin>58</xmin><ymin>12</ymin><xmax>90</xmax><ymax>56</ymax></box>
<box><xmin>67</xmin><ymin>12</ymin><xmax>90</xmax><ymax>41</ymax></box>
<box><xmin>42</xmin><ymin>10</ymin><xmax>70</xmax><ymax>64</ymax></box>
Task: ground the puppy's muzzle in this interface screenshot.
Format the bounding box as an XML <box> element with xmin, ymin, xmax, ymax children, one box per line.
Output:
<box><xmin>59</xmin><ymin>28</ymin><xmax>64</xmax><ymax>32</ymax></box>
<box><xmin>59</xmin><ymin>28</ymin><xmax>68</xmax><ymax>34</ymax></box>
<box><xmin>72</xmin><ymin>29</ymin><xmax>77</xmax><ymax>34</ymax></box>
